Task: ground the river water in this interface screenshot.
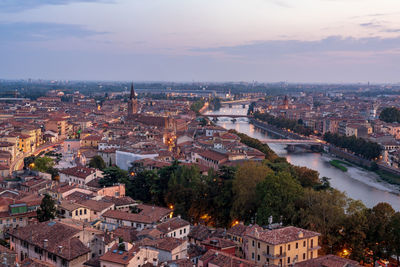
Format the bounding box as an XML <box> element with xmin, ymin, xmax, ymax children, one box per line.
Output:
<box><xmin>205</xmin><ymin>105</ymin><xmax>400</xmax><ymax>211</ymax></box>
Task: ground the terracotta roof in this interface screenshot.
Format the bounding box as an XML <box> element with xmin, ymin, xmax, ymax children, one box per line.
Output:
<box><xmin>156</xmin><ymin>217</ymin><xmax>190</xmax><ymax>233</ymax></box>
<box><xmin>20</xmin><ymin>258</ymin><xmax>55</xmax><ymax>267</ymax></box>
<box><xmin>245</xmin><ymin>226</ymin><xmax>320</xmax><ymax>245</ymax></box>
<box><xmin>102</xmin><ymin>209</ymin><xmax>158</xmax><ymax>224</ymax></box>
<box><xmin>112</xmin><ymin>226</ymin><xmax>139</xmax><ymax>243</ymax></box>
<box><xmin>295</xmin><ymin>254</ymin><xmax>361</xmax><ymax>267</ymax></box>
<box><xmin>78</xmin><ymin>199</ymin><xmax>114</xmax><ymax>212</ymax></box>
<box><xmin>9</xmin><ymin>221</ymin><xmax>90</xmax><ymax>261</ymax></box>
<box><xmin>200</xmin><ymin>249</ymin><xmax>257</xmax><ymax>267</ymax></box>
<box><xmin>198</xmin><ymin>150</ymin><xmax>228</xmax><ymax>162</ymax></box>
<box><xmin>59</xmin><ymin>201</ymin><xmax>81</xmax><ymax>211</ymax></box>
<box><xmin>142</xmin><ymin>237</ymin><xmax>186</xmax><ymax>252</ymax></box>
<box><xmin>59</xmin><ymin>166</ymin><xmax>98</xmax><ymax>179</ymax></box>
<box><xmin>201</xmin><ymin>237</ymin><xmax>236</xmax><ymax>249</ymax></box>
<box><xmin>100</xmin><ymin>244</ymin><xmax>140</xmax><ymax>265</ymax></box>
<box><xmin>102</xmin><ymin>196</ymin><xmax>136</xmax><ymax>207</ymax></box>
<box><xmin>227</xmin><ymin>224</ymin><xmax>248</xmax><ymax>237</ymax></box>
<box><xmin>136</xmin><ymin>204</ymin><xmax>172</xmax><ymax>221</ymax></box>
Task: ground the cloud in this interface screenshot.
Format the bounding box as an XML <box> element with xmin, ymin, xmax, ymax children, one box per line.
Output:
<box><xmin>193</xmin><ymin>36</ymin><xmax>400</xmax><ymax>60</ymax></box>
<box><xmin>0</xmin><ymin>22</ymin><xmax>107</xmax><ymax>42</ymax></box>
<box><xmin>360</xmin><ymin>22</ymin><xmax>381</xmax><ymax>28</ymax></box>
<box><xmin>0</xmin><ymin>0</ymin><xmax>115</xmax><ymax>13</ymax></box>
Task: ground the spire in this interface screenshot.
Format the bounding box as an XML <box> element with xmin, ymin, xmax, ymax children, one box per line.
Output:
<box><xmin>130</xmin><ymin>83</ymin><xmax>136</xmax><ymax>100</ymax></box>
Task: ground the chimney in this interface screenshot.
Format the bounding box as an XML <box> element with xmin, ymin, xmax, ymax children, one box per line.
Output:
<box><xmin>43</xmin><ymin>239</ymin><xmax>48</xmax><ymax>248</ymax></box>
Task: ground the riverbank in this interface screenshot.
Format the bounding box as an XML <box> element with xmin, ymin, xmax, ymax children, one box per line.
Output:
<box><xmin>205</xmin><ymin>106</ymin><xmax>400</xmax><ymax>210</ymax></box>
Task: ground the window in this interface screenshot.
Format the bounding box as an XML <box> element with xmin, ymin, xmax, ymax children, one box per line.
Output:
<box><xmin>174</xmin><ymin>232</ymin><xmax>176</xmax><ymax>237</ymax></box>
<box><xmin>0</xmin><ymin>220</ymin><xmax>2</xmax><ymax>224</ymax></box>
<box><xmin>288</xmin><ymin>244</ymin><xmax>290</xmax><ymax>251</ymax></box>
<box><xmin>84</xmin><ymin>209</ymin><xmax>87</xmax><ymax>215</ymax></box>
<box><xmin>288</xmin><ymin>257</ymin><xmax>290</xmax><ymax>264</ymax></box>
<box><xmin>79</xmin><ymin>209</ymin><xmax>82</xmax><ymax>215</ymax></box>
<box><xmin>176</xmin><ymin>255</ymin><xmax>178</xmax><ymax>260</ymax></box>
<box><xmin>303</xmin><ymin>253</ymin><xmax>306</xmax><ymax>260</ymax></box>
<box><xmin>311</xmin><ymin>239</ymin><xmax>314</xmax><ymax>248</ymax></box>
<box><xmin>19</xmin><ymin>218</ymin><xmax>22</xmax><ymax>222</ymax></box>
<box><xmin>280</xmin><ymin>246</ymin><xmax>282</xmax><ymax>255</ymax></box>
<box><xmin>75</xmin><ymin>210</ymin><xmax>78</xmax><ymax>216</ymax></box>
<box><xmin>252</xmin><ymin>252</ymin><xmax>254</xmax><ymax>259</ymax></box>
<box><xmin>257</xmin><ymin>254</ymin><xmax>260</xmax><ymax>261</ymax></box>
<box><xmin>303</xmin><ymin>241</ymin><xmax>306</xmax><ymax>247</ymax></box>
<box><xmin>252</xmin><ymin>240</ymin><xmax>255</xmax><ymax>247</ymax></box>
<box><xmin>266</xmin><ymin>246</ymin><xmax>269</xmax><ymax>255</ymax></box>
<box><xmin>296</xmin><ymin>242</ymin><xmax>298</xmax><ymax>249</ymax></box>
<box><xmin>184</xmin><ymin>228</ymin><xmax>186</xmax><ymax>234</ymax></box>
<box><xmin>258</xmin><ymin>242</ymin><xmax>260</xmax><ymax>249</ymax></box>
<box><xmin>180</xmin><ymin>229</ymin><xmax>182</xmax><ymax>235</ymax></box>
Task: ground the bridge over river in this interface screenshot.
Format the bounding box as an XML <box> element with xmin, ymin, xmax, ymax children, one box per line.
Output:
<box><xmin>260</xmin><ymin>139</ymin><xmax>323</xmax><ymax>145</ymax></box>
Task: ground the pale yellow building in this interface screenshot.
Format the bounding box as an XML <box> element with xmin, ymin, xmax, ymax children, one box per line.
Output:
<box><xmin>58</xmin><ymin>201</ymin><xmax>91</xmax><ymax>222</ymax></box>
<box><xmin>244</xmin><ymin>226</ymin><xmax>320</xmax><ymax>267</ymax></box>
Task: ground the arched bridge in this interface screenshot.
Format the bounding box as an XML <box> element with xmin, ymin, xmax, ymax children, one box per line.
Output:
<box><xmin>260</xmin><ymin>139</ymin><xmax>323</xmax><ymax>145</ymax></box>
<box><xmin>204</xmin><ymin>114</ymin><xmax>250</xmax><ymax>118</ymax></box>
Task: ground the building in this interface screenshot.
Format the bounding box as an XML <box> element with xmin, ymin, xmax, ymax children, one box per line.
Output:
<box><xmin>59</xmin><ymin>167</ymin><xmax>103</xmax><ymax>186</ymax></box>
<box><xmin>295</xmin><ymin>254</ymin><xmax>361</xmax><ymax>267</ymax></box>
<box><xmin>58</xmin><ymin>201</ymin><xmax>91</xmax><ymax>222</ymax></box>
<box><xmin>199</xmin><ymin>249</ymin><xmax>257</xmax><ymax>267</ymax></box>
<box><xmin>0</xmin><ymin>200</ymin><xmax>37</xmax><ymax>238</ymax></box>
<box><xmin>144</xmin><ymin>237</ymin><xmax>188</xmax><ymax>262</ymax></box>
<box><xmin>156</xmin><ymin>216</ymin><xmax>190</xmax><ymax>239</ymax></box>
<box><xmin>201</xmin><ymin>238</ymin><xmax>236</xmax><ymax>256</ymax></box>
<box><xmin>9</xmin><ymin>221</ymin><xmax>91</xmax><ymax>267</ymax></box>
<box><xmin>127</xmin><ymin>83</ymin><xmax>138</xmax><ymax>118</ymax></box>
<box><xmin>100</xmin><ymin>243</ymin><xmax>159</xmax><ymax>267</ymax></box>
<box><xmin>244</xmin><ymin>226</ymin><xmax>320</xmax><ymax>267</ymax></box>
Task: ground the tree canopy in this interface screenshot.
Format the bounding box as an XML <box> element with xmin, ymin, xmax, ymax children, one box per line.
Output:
<box><xmin>37</xmin><ymin>194</ymin><xmax>56</xmax><ymax>222</ymax></box>
<box><xmin>88</xmin><ymin>155</ymin><xmax>106</xmax><ymax>170</ymax></box>
<box><xmin>379</xmin><ymin>107</ymin><xmax>400</xmax><ymax>123</ymax></box>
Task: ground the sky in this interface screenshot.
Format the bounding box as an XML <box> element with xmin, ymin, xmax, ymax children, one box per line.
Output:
<box><xmin>1</xmin><ymin>0</ymin><xmax>400</xmax><ymax>83</ymax></box>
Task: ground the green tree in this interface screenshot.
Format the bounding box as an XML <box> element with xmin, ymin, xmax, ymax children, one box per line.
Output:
<box><xmin>231</xmin><ymin>162</ymin><xmax>272</xmax><ymax>223</ymax></box>
<box><xmin>379</xmin><ymin>107</ymin><xmax>400</xmax><ymax>123</ymax></box>
<box><xmin>33</xmin><ymin>156</ymin><xmax>54</xmax><ymax>172</ymax></box>
<box><xmin>99</xmin><ymin>166</ymin><xmax>130</xmax><ymax>187</ymax></box>
<box><xmin>342</xmin><ymin>200</ymin><xmax>368</xmax><ymax>261</ymax></box>
<box><xmin>88</xmin><ymin>155</ymin><xmax>106</xmax><ymax>170</ymax></box>
<box><xmin>37</xmin><ymin>194</ymin><xmax>56</xmax><ymax>222</ymax></box>
<box><xmin>366</xmin><ymin>202</ymin><xmax>395</xmax><ymax>263</ymax></box>
<box><xmin>130</xmin><ymin>170</ymin><xmax>158</xmax><ymax>202</ymax></box>
<box><xmin>291</xmin><ymin>166</ymin><xmax>321</xmax><ymax>188</ymax></box>
<box><xmin>256</xmin><ymin>171</ymin><xmax>303</xmax><ymax>225</ymax></box>
<box><xmin>296</xmin><ymin>189</ymin><xmax>347</xmax><ymax>254</ymax></box>
<box><xmin>388</xmin><ymin>212</ymin><xmax>400</xmax><ymax>265</ymax></box>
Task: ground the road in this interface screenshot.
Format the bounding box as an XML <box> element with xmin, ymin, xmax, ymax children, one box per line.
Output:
<box><xmin>10</xmin><ymin>141</ymin><xmax>63</xmax><ymax>171</ymax></box>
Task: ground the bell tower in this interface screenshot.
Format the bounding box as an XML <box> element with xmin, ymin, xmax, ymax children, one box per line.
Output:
<box><xmin>128</xmin><ymin>83</ymin><xmax>138</xmax><ymax>117</ymax></box>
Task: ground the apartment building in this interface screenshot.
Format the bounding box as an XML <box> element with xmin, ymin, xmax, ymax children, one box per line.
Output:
<box><xmin>244</xmin><ymin>226</ymin><xmax>320</xmax><ymax>267</ymax></box>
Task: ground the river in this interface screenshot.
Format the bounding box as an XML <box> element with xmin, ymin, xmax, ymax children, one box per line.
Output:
<box><xmin>205</xmin><ymin>105</ymin><xmax>400</xmax><ymax>211</ymax></box>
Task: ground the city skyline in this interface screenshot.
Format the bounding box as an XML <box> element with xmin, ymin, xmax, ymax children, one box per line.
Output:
<box><xmin>1</xmin><ymin>0</ymin><xmax>400</xmax><ymax>82</ymax></box>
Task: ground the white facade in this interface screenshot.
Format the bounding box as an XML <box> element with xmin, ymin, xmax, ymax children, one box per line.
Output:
<box><xmin>116</xmin><ymin>150</ymin><xmax>158</xmax><ymax>170</ymax></box>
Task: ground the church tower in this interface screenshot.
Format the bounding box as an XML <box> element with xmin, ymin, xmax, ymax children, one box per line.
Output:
<box><xmin>128</xmin><ymin>83</ymin><xmax>138</xmax><ymax>117</ymax></box>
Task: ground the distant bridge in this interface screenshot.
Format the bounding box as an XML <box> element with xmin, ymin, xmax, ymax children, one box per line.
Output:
<box><xmin>220</xmin><ymin>98</ymin><xmax>260</xmax><ymax>106</ymax></box>
<box><xmin>260</xmin><ymin>139</ymin><xmax>322</xmax><ymax>145</ymax></box>
<box><xmin>205</xmin><ymin>114</ymin><xmax>250</xmax><ymax>118</ymax></box>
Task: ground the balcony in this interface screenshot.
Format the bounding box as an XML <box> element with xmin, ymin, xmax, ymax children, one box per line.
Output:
<box><xmin>308</xmin><ymin>246</ymin><xmax>321</xmax><ymax>251</ymax></box>
<box><xmin>263</xmin><ymin>252</ymin><xmax>286</xmax><ymax>259</ymax></box>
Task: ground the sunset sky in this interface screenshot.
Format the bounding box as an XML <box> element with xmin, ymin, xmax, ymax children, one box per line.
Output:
<box><xmin>1</xmin><ymin>0</ymin><xmax>400</xmax><ymax>82</ymax></box>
